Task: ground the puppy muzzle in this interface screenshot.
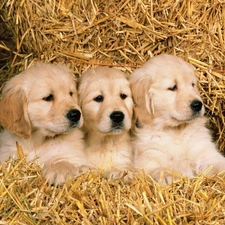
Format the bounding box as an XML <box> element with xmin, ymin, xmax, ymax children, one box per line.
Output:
<box><xmin>110</xmin><ymin>111</ymin><xmax>125</xmax><ymax>130</ymax></box>
<box><xmin>190</xmin><ymin>100</ymin><xmax>204</xmax><ymax>118</ymax></box>
<box><xmin>66</xmin><ymin>109</ymin><xmax>81</xmax><ymax>127</ymax></box>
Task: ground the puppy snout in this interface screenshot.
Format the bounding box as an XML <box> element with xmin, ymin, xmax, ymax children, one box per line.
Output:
<box><xmin>110</xmin><ymin>111</ymin><xmax>125</xmax><ymax>123</ymax></box>
<box><xmin>190</xmin><ymin>100</ymin><xmax>202</xmax><ymax>112</ymax></box>
<box><xmin>66</xmin><ymin>109</ymin><xmax>81</xmax><ymax>123</ymax></box>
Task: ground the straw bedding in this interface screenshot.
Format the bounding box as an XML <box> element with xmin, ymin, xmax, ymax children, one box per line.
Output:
<box><xmin>0</xmin><ymin>0</ymin><xmax>225</xmax><ymax>224</ymax></box>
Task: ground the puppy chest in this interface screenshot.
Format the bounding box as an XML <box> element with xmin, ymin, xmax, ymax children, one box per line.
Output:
<box><xmin>144</xmin><ymin>132</ymin><xmax>193</xmax><ymax>157</ymax></box>
<box><xmin>86</xmin><ymin>146</ymin><xmax>131</xmax><ymax>169</ymax></box>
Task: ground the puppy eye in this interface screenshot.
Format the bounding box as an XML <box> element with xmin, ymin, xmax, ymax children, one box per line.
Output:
<box><xmin>120</xmin><ymin>93</ymin><xmax>127</xmax><ymax>100</ymax></box>
<box><xmin>168</xmin><ymin>85</ymin><xmax>177</xmax><ymax>91</ymax></box>
<box><xmin>94</xmin><ymin>95</ymin><xmax>104</xmax><ymax>102</ymax></box>
<box><xmin>43</xmin><ymin>94</ymin><xmax>54</xmax><ymax>101</ymax></box>
<box><xmin>70</xmin><ymin>92</ymin><xmax>73</xmax><ymax>96</ymax></box>
<box><xmin>192</xmin><ymin>83</ymin><xmax>195</xmax><ymax>87</ymax></box>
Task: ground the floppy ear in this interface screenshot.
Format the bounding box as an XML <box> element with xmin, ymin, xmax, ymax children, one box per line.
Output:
<box><xmin>0</xmin><ymin>89</ymin><xmax>31</xmax><ymax>139</ymax></box>
<box><xmin>129</xmin><ymin>72</ymin><xmax>153</xmax><ymax>125</ymax></box>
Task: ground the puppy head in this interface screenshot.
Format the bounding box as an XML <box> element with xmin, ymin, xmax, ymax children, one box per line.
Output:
<box><xmin>78</xmin><ymin>67</ymin><xmax>133</xmax><ymax>135</ymax></box>
<box><xmin>130</xmin><ymin>54</ymin><xmax>204</xmax><ymax>128</ymax></box>
<box><xmin>0</xmin><ymin>63</ymin><xmax>83</xmax><ymax>139</ymax></box>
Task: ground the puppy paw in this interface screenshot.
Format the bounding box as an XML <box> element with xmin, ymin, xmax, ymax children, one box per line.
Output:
<box><xmin>103</xmin><ymin>169</ymin><xmax>134</xmax><ymax>183</ymax></box>
<box><xmin>42</xmin><ymin>161</ymin><xmax>76</xmax><ymax>185</ymax></box>
<box><xmin>201</xmin><ymin>163</ymin><xmax>225</xmax><ymax>177</ymax></box>
<box><xmin>72</xmin><ymin>164</ymin><xmax>93</xmax><ymax>175</ymax></box>
<box><xmin>151</xmin><ymin>168</ymin><xmax>180</xmax><ymax>186</ymax></box>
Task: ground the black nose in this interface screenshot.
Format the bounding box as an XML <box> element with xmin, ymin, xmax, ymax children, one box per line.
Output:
<box><xmin>190</xmin><ymin>100</ymin><xmax>203</xmax><ymax>112</ymax></box>
<box><xmin>66</xmin><ymin>109</ymin><xmax>81</xmax><ymax>123</ymax></box>
<box><xmin>110</xmin><ymin>111</ymin><xmax>124</xmax><ymax>123</ymax></box>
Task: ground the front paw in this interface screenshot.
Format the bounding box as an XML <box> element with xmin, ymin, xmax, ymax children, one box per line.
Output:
<box><xmin>201</xmin><ymin>163</ymin><xmax>225</xmax><ymax>176</ymax></box>
<box><xmin>103</xmin><ymin>169</ymin><xmax>134</xmax><ymax>183</ymax></box>
<box><xmin>151</xmin><ymin>168</ymin><xmax>178</xmax><ymax>186</ymax></box>
<box><xmin>42</xmin><ymin>161</ymin><xmax>76</xmax><ymax>185</ymax></box>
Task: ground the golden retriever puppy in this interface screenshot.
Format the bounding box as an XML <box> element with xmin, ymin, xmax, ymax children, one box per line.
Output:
<box><xmin>0</xmin><ymin>63</ymin><xmax>87</xmax><ymax>185</ymax></box>
<box><xmin>78</xmin><ymin>67</ymin><xmax>134</xmax><ymax>181</ymax></box>
<box><xmin>130</xmin><ymin>54</ymin><xmax>225</xmax><ymax>185</ymax></box>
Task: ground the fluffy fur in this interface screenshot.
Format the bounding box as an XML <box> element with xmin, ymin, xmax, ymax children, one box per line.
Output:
<box><xmin>0</xmin><ymin>62</ymin><xmax>87</xmax><ymax>185</ymax></box>
<box><xmin>130</xmin><ymin>54</ymin><xmax>225</xmax><ymax>185</ymax></box>
<box><xmin>78</xmin><ymin>67</ymin><xmax>134</xmax><ymax>181</ymax></box>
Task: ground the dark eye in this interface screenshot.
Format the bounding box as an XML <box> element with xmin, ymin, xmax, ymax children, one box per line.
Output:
<box><xmin>70</xmin><ymin>92</ymin><xmax>73</xmax><ymax>96</ymax></box>
<box><xmin>43</xmin><ymin>94</ymin><xmax>54</xmax><ymax>101</ymax></box>
<box><xmin>168</xmin><ymin>85</ymin><xmax>177</xmax><ymax>91</ymax></box>
<box><xmin>192</xmin><ymin>83</ymin><xmax>195</xmax><ymax>87</ymax></box>
<box><xmin>120</xmin><ymin>93</ymin><xmax>127</xmax><ymax>99</ymax></box>
<box><xmin>94</xmin><ymin>95</ymin><xmax>104</xmax><ymax>102</ymax></box>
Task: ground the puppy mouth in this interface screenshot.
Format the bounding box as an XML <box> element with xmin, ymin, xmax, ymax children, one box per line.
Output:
<box><xmin>46</xmin><ymin>128</ymin><xmax>70</xmax><ymax>137</ymax></box>
<box><xmin>171</xmin><ymin>100</ymin><xmax>204</xmax><ymax>124</ymax></box>
<box><xmin>172</xmin><ymin>111</ymin><xmax>202</xmax><ymax>123</ymax></box>
<box><xmin>46</xmin><ymin>122</ymin><xmax>79</xmax><ymax>137</ymax></box>
<box><xmin>69</xmin><ymin>121</ymin><xmax>81</xmax><ymax>129</ymax></box>
<box><xmin>97</xmin><ymin>123</ymin><xmax>125</xmax><ymax>134</ymax></box>
<box><xmin>110</xmin><ymin>123</ymin><xmax>124</xmax><ymax>132</ymax></box>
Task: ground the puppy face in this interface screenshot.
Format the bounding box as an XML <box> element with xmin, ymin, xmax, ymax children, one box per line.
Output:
<box><xmin>130</xmin><ymin>54</ymin><xmax>204</xmax><ymax>127</ymax></box>
<box><xmin>0</xmin><ymin>63</ymin><xmax>83</xmax><ymax>139</ymax></box>
<box><xmin>78</xmin><ymin>67</ymin><xmax>133</xmax><ymax>134</ymax></box>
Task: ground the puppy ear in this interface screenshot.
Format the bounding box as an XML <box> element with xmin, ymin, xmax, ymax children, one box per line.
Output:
<box><xmin>0</xmin><ymin>89</ymin><xmax>31</xmax><ymax>139</ymax></box>
<box><xmin>129</xmin><ymin>72</ymin><xmax>153</xmax><ymax>125</ymax></box>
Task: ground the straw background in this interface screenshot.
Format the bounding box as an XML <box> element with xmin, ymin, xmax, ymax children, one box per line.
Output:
<box><xmin>0</xmin><ymin>0</ymin><xmax>225</xmax><ymax>224</ymax></box>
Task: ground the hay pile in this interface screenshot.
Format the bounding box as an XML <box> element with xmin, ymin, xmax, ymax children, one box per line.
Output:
<box><xmin>1</xmin><ymin>156</ymin><xmax>225</xmax><ymax>224</ymax></box>
<box><xmin>0</xmin><ymin>0</ymin><xmax>225</xmax><ymax>223</ymax></box>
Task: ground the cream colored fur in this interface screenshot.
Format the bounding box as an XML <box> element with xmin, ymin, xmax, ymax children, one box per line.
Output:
<box><xmin>78</xmin><ymin>67</ymin><xmax>134</xmax><ymax>181</ymax></box>
<box><xmin>130</xmin><ymin>54</ymin><xmax>225</xmax><ymax>185</ymax></box>
<box><xmin>0</xmin><ymin>63</ymin><xmax>87</xmax><ymax>185</ymax></box>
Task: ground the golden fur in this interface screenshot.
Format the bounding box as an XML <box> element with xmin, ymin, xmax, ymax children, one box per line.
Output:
<box><xmin>78</xmin><ymin>67</ymin><xmax>134</xmax><ymax>181</ymax></box>
<box><xmin>130</xmin><ymin>54</ymin><xmax>225</xmax><ymax>185</ymax></box>
<box><xmin>0</xmin><ymin>63</ymin><xmax>87</xmax><ymax>185</ymax></box>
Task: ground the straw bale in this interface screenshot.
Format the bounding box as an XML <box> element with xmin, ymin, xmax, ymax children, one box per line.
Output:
<box><xmin>0</xmin><ymin>0</ymin><xmax>225</xmax><ymax>223</ymax></box>
<box><xmin>1</xmin><ymin>157</ymin><xmax>225</xmax><ymax>224</ymax></box>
